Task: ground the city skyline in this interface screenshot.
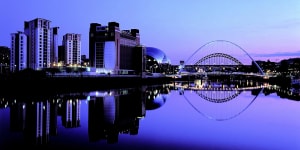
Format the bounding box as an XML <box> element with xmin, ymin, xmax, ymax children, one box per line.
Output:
<box><xmin>1</xmin><ymin>0</ymin><xmax>300</xmax><ymax>64</ymax></box>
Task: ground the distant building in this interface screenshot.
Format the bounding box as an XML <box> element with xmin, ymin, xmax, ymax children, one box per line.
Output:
<box><xmin>62</xmin><ymin>33</ymin><xmax>81</xmax><ymax>66</ymax></box>
<box><xmin>58</xmin><ymin>45</ymin><xmax>65</xmax><ymax>64</ymax></box>
<box><xmin>145</xmin><ymin>47</ymin><xmax>171</xmax><ymax>74</ymax></box>
<box><xmin>24</xmin><ymin>18</ymin><xmax>53</xmax><ymax>70</ymax></box>
<box><xmin>0</xmin><ymin>46</ymin><xmax>10</xmax><ymax>73</ymax></box>
<box><xmin>89</xmin><ymin>22</ymin><xmax>142</xmax><ymax>74</ymax></box>
<box><xmin>81</xmin><ymin>54</ymin><xmax>89</xmax><ymax>67</ymax></box>
<box><xmin>10</xmin><ymin>31</ymin><xmax>27</xmax><ymax>72</ymax></box>
<box><xmin>50</xmin><ymin>27</ymin><xmax>59</xmax><ymax>66</ymax></box>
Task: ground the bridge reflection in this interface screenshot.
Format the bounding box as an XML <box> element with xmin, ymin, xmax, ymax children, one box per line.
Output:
<box><xmin>0</xmin><ymin>82</ymin><xmax>299</xmax><ymax>146</ymax></box>
<box><xmin>169</xmin><ymin>79</ymin><xmax>269</xmax><ymax>121</ymax></box>
<box><xmin>173</xmin><ymin>79</ymin><xmax>270</xmax><ymax>91</ymax></box>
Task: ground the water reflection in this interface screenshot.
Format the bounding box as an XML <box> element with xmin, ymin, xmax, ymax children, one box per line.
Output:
<box><xmin>0</xmin><ymin>85</ymin><xmax>171</xmax><ymax>146</ymax></box>
<box><xmin>171</xmin><ymin>79</ymin><xmax>300</xmax><ymax>122</ymax></box>
<box><xmin>0</xmin><ymin>81</ymin><xmax>299</xmax><ymax>148</ymax></box>
<box><xmin>87</xmin><ymin>88</ymin><xmax>145</xmax><ymax>144</ymax></box>
<box><xmin>173</xmin><ymin>79</ymin><xmax>266</xmax><ymax>121</ymax></box>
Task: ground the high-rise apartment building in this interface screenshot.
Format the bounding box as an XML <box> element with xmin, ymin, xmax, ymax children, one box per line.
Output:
<box><xmin>62</xmin><ymin>33</ymin><xmax>81</xmax><ymax>66</ymax></box>
<box><xmin>89</xmin><ymin>22</ymin><xmax>141</xmax><ymax>74</ymax></box>
<box><xmin>10</xmin><ymin>31</ymin><xmax>27</xmax><ymax>72</ymax></box>
<box><xmin>24</xmin><ymin>18</ymin><xmax>51</xmax><ymax>70</ymax></box>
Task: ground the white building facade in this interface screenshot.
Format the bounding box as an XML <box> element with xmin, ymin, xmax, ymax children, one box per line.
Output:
<box><xmin>24</xmin><ymin>18</ymin><xmax>51</xmax><ymax>70</ymax></box>
<box><xmin>62</xmin><ymin>33</ymin><xmax>81</xmax><ymax>66</ymax></box>
<box><xmin>10</xmin><ymin>31</ymin><xmax>27</xmax><ymax>72</ymax></box>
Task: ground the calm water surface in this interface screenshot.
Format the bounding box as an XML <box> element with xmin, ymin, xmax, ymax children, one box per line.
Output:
<box><xmin>1</xmin><ymin>81</ymin><xmax>300</xmax><ymax>150</ymax></box>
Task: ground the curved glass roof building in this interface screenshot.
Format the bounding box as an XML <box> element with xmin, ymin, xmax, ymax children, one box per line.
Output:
<box><xmin>146</xmin><ymin>47</ymin><xmax>170</xmax><ymax>64</ymax></box>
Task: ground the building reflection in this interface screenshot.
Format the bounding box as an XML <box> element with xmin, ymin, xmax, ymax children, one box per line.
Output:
<box><xmin>170</xmin><ymin>79</ymin><xmax>299</xmax><ymax>121</ymax></box>
<box><xmin>1</xmin><ymin>82</ymin><xmax>298</xmax><ymax>146</ymax></box>
<box><xmin>60</xmin><ymin>99</ymin><xmax>81</xmax><ymax>128</ymax></box>
<box><xmin>0</xmin><ymin>84</ymin><xmax>170</xmax><ymax>146</ymax></box>
<box><xmin>50</xmin><ymin>100</ymin><xmax>58</xmax><ymax>136</ymax></box>
<box><xmin>10</xmin><ymin>100</ymin><xmax>54</xmax><ymax>145</ymax></box>
<box><xmin>88</xmin><ymin>88</ymin><xmax>145</xmax><ymax>143</ymax></box>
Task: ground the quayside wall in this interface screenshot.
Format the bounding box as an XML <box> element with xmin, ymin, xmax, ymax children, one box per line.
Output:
<box><xmin>0</xmin><ymin>76</ymin><xmax>173</xmax><ymax>97</ymax></box>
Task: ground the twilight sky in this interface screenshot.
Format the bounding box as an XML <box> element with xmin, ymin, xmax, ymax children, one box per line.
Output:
<box><xmin>1</xmin><ymin>0</ymin><xmax>300</xmax><ymax>64</ymax></box>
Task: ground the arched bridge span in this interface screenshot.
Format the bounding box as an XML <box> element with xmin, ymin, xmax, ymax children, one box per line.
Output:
<box><xmin>195</xmin><ymin>52</ymin><xmax>243</xmax><ymax>66</ymax></box>
<box><xmin>184</xmin><ymin>40</ymin><xmax>265</xmax><ymax>75</ymax></box>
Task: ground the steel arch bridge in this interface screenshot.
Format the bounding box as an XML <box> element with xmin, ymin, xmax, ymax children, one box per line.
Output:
<box><xmin>195</xmin><ymin>90</ymin><xmax>242</xmax><ymax>103</ymax></box>
<box><xmin>183</xmin><ymin>40</ymin><xmax>265</xmax><ymax>75</ymax></box>
<box><xmin>195</xmin><ymin>52</ymin><xmax>243</xmax><ymax>66</ymax></box>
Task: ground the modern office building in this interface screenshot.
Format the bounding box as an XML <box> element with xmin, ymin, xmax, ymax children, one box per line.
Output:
<box><xmin>89</xmin><ymin>22</ymin><xmax>142</xmax><ymax>74</ymax></box>
<box><xmin>62</xmin><ymin>33</ymin><xmax>81</xmax><ymax>66</ymax></box>
<box><xmin>10</xmin><ymin>31</ymin><xmax>27</xmax><ymax>72</ymax></box>
<box><xmin>24</xmin><ymin>18</ymin><xmax>51</xmax><ymax>70</ymax></box>
<box><xmin>50</xmin><ymin>27</ymin><xmax>59</xmax><ymax>66</ymax></box>
<box><xmin>0</xmin><ymin>46</ymin><xmax>10</xmax><ymax>73</ymax></box>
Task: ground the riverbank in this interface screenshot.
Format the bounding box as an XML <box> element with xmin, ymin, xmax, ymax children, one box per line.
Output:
<box><xmin>0</xmin><ymin>75</ymin><xmax>173</xmax><ymax>96</ymax></box>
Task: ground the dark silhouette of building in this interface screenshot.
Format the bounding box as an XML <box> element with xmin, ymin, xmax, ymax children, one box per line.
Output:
<box><xmin>9</xmin><ymin>102</ymin><xmax>26</xmax><ymax>131</ymax></box>
<box><xmin>58</xmin><ymin>45</ymin><xmax>65</xmax><ymax>64</ymax></box>
<box><xmin>81</xmin><ymin>54</ymin><xmax>89</xmax><ymax>67</ymax></box>
<box><xmin>0</xmin><ymin>46</ymin><xmax>10</xmax><ymax>73</ymax></box>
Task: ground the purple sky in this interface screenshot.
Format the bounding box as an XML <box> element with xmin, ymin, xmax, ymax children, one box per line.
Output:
<box><xmin>1</xmin><ymin>0</ymin><xmax>300</xmax><ymax>64</ymax></box>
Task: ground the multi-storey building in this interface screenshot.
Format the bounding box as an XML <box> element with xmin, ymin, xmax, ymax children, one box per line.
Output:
<box><xmin>0</xmin><ymin>46</ymin><xmax>10</xmax><ymax>73</ymax></box>
<box><xmin>50</xmin><ymin>27</ymin><xmax>59</xmax><ymax>67</ymax></box>
<box><xmin>62</xmin><ymin>33</ymin><xmax>81</xmax><ymax>66</ymax></box>
<box><xmin>24</xmin><ymin>18</ymin><xmax>51</xmax><ymax>70</ymax></box>
<box><xmin>10</xmin><ymin>31</ymin><xmax>27</xmax><ymax>72</ymax></box>
<box><xmin>89</xmin><ymin>22</ymin><xmax>142</xmax><ymax>74</ymax></box>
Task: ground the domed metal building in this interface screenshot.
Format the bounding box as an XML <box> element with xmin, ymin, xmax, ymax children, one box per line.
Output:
<box><xmin>145</xmin><ymin>47</ymin><xmax>171</xmax><ymax>74</ymax></box>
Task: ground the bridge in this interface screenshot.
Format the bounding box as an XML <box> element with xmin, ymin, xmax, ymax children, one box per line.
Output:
<box><xmin>167</xmin><ymin>81</ymin><xmax>266</xmax><ymax>121</ymax></box>
<box><xmin>176</xmin><ymin>40</ymin><xmax>271</xmax><ymax>78</ymax></box>
<box><xmin>166</xmin><ymin>77</ymin><xmax>273</xmax><ymax>121</ymax></box>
